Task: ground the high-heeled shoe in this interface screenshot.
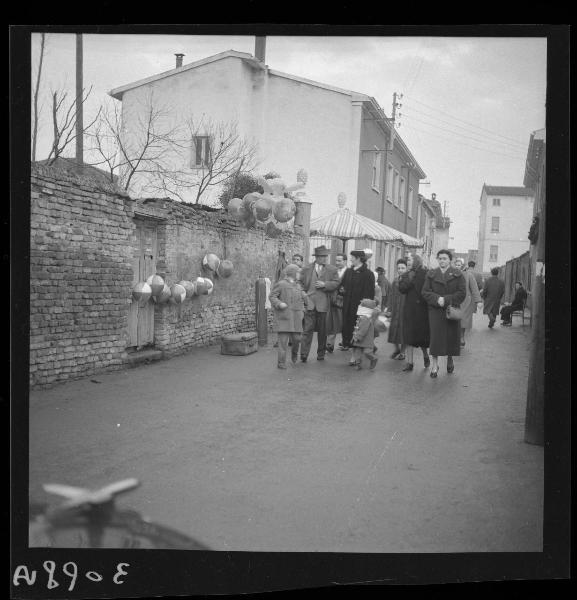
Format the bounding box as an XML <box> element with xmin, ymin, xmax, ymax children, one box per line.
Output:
<box><xmin>447</xmin><ymin>358</ymin><xmax>454</xmax><ymax>374</ymax></box>
<box><xmin>402</xmin><ymin>363</ymin><xmax>414</xmax><ymax>372</ymax></box>
<box><xmin>430</xmin><ymin>368</ymin><xmax>438</xmax><ymax>378</ymax></box>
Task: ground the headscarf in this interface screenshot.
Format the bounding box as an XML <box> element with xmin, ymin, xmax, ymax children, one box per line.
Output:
<box><xmin>409</xmin><ymin>253</ymin><xmax>423</xmax><ymax>271</ymax></box>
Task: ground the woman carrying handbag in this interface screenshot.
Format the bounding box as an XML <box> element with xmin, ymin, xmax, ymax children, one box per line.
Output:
<box><xmin>421</xmin><ymin>249</ymin><xmax>467</xmax><ymax>378</ymax></box>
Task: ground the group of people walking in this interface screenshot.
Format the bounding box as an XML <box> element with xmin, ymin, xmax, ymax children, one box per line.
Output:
<box><xmin>269</xmin><ymin>245</ymin><xmax>524</xmax><ymax>376</ymax></box>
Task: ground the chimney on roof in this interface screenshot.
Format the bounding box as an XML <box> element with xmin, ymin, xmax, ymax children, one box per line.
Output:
<box><xmin>255</xmin><ymin>36</ymin><xmax>266</xmax><ymax>63</ymax></box>
<box><xmin>431</xmin><ymin>193</ymin><xmax>437</xmax><ymax>201</ymax></box>
<box><xmin>175</xmin><ymin>53</ymin><xmax>185</xmax><ymax>68</ymax></box>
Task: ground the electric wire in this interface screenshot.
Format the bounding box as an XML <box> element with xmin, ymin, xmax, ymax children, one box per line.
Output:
<box><xmin>402</xmin><ymin>105</ymin><xmax>527</xmax><ymax>150</ymax></box>
<box><xmin>401</xmin><ymin>114</ymin><xmax>526</xmax><ymax>158</ymax></box>
<box><xmin>404</xmin><ymin>95</ymin><xmax>528</xmax><ymax>147</ymax></box>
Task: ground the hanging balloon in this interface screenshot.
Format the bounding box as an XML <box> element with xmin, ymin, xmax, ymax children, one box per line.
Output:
<box><xmin>178</xmin><ymin>280</ymin><xmax>196</xmax><ymax>298</ymax></box>
<box><xmin>217</xmin><ymin>259</ymin><xmax>234</xmax><ymax>278</ymax></box>
<box><xmin>132</xmin><ymin>282</ymin><xmax>152</xmax><ymax>305</ymax></box>
<box><xmin>273</xmin><ymin>197</ymin><xmax>297</xmax><ymax>223</ymax></box>
<box><xmin>146</xmin><ymin>274</ymin><xmax>165</xmax><ymax>297</ymax></box>
<box><xmin>206</xmin><ymin>279</ymin><xmax>214</xmax><ymax>295</ymax></box>
<box><xmin>253</xmin><ymin>196</ymin><xmax>274</xmax><ymax>222</ymax></box>
<box><xmin>153</xmin><ymin>283</ymin><xmax>171</xmax><ymax>303</ymax></box>
<box><xmin>202</xmin><ymin>253</ymin><xmax>221</xmax><ymax>272</ymax></box>
<box><xmin>170</xmin><ymin>283</ymin><xmax>187</xmax><ymax>304</ymax></box>
<box><xmin>227</xmin><ymin>197</ymin><xmax>247</xmax><ymax>221</ymax></box>
<box><xmin>195</xmin><ymin>277</ymin><xmax>209</xmax><ymax>295</ymax></box>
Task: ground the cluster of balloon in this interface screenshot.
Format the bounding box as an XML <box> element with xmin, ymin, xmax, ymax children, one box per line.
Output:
<box><xmin>217</xmin><ymin>259</ymin><xmax>234</xmax><ymax>278</ymax></box>
<box><xmin>226</xmin><ymin>176</ymin><xmax>302</xmax><ymax>229</ymax></box>
<box><xmin>132</xmin><ymin>282</ymin><xmax>152</xmax><ymax>306</ymax></box>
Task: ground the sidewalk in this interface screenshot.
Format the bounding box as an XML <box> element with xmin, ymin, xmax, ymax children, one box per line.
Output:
<box><xmin>29</xmin><ymin>312</ymin><xmax>543</xmax><ymax>552</ymax></box>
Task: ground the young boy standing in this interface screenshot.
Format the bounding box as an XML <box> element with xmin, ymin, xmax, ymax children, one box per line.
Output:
<box><xmin>269</xmin><ymin>264</ymin><xmax>308</xmax><ymax>369</ymax></box>
<box><xmin>351</xmin><ymin>298</ymin><xmax>379</xmax><ymax>371</ymax></box>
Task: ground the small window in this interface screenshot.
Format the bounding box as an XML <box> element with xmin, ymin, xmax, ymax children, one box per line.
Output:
<box><xmin>492</xmin><ymin>198</ymin><xmax>501</xmax><ymax>206</ymax></box>
<box><xmin>408</xmin><ymin>186</ymin><xmax>414</xmax><ymax>218</ymax></box>
<box><xmin>491</xmin><ymin>216</ymin><xmax>500</xmax><ymax>232</ymax></box>
<box><xmin>399</xmin><ymin>176</ymin><xmax>406</xmax><ymax>212</ymax></box>
<box><xmin>489</xmin><ymin>245</ymin><xmax>498</xmax><ymax>262</ymax></box>
<box><xmin>191</xmin><ymin>136</ymin><xmax>211</xmax><ymax>168</ymax></box>
<box><xmin>386</xmin><ymin>163</ymin><xmax>394</xmax><ymax>202</ymax></box>
<box><xmin>393</xmin><ymin>170</ymin><xmax>400</xmax><ymax>206</ymax></box>
<box><xmin>372</xmin><ymin>148</ymin><xmax>382</xmax><ymax>191</ymax></box>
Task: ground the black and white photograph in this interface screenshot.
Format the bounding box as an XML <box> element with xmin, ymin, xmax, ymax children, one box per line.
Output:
<box><xmin>10</xmin><ymin>24</ymin><xmax>570</xmax><ymax>595</ymax></box>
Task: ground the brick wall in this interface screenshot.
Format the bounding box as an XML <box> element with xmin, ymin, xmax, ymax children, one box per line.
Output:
<box><xmin>139</xmin><ymin>198</ymin><xmax>303</xmax><ymax>357</ymax></box>
<box><xmin>30</xmin><ymin>164</ymin><xmax>136</xmax><ymax>388</ymax></box>
<box><xmin>30</xmin><ymin>165</ymin><xmax>305</xmax><ymax>387</ymax></box>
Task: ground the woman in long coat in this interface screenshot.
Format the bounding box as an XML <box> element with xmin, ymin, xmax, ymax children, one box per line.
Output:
<box><xmin>454</xmin><ymin>257</ymin><xmax>482</xmax><ymax>347</ymax></box>
<box><xmin>421</xmin><ymin>249</ymin><xmax>466</xmax><ymax>377</ymax></box>
<box><xmin>398</xmin><ymin>253</ymin><xmax>430</xmax><ymax>371</ymax></box>
<box><xmin>385</xmin><ymin>258</ymin><xmax>407</xmax><ymax>359</ymax></box>
<box><xmin>341</xmin><ymin>250</ymin><xmax>376</xmax><ymax>351</ymax></box>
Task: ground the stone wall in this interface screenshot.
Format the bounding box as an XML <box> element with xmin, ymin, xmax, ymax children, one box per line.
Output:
<box><xmin>30</xmin><ymin>164</ymin><xmax>136</xmax><ymax>388</ymax></box>
<box><xmin>30</xmin><ymin>164</ymin><xmax>305</xmax><ymax>388</ymax></box>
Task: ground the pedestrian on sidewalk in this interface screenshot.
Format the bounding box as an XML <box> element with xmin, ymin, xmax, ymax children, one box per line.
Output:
<box><xmin>326</xmin><ymin>253</ymin><xmax>348</xmax><ymax>353</ymax></box>
<box><xmin>269</xmin><ymin>264</ymin><xmax>307</xmax><ymax>369</ymax></box>
<box><xmin>341</xmin><ymin>250</ymin><xmax>376</xmax><ymax>354</ymax></box>
<box><xmin>398</xmin><ymin>253</ymin><xmax>430</xmax><ymax>371</ymax></box>
<box><xmin>376</xmin><ymin>267</ymin><xmax>391</xmax><ymax>310</ymax></box>
<box><xmin>299</xmin><ymin>246</ymin><xmax>340</xmax><ymax>362</ymax></box>
<box><xmin>481</xmin><ymin>267</ymin><xmax>505</xmax><ymax>328</ymax></box>
<box><xmin>467</xmin><ymin>260</ymin><xmax>484</xmax><ymax>294</ymax></box>
<box><xmin>454</xmin><ymin>257</ymin><xmax>483</xmax><ymax>347</ymax></box>
<box><xmin>421</xmin><ymin>249</ymin><xmax>466</xmax><ymax>378</ymax></box>
<box><xmin>350</xmin><ymin>298</ymin><xmax>379</xmax><ymax>371</ymax></box>
<box><xmin>385</xmin><ymin>258</ymin><xmax>408</xmax><ymax>361</ymax></box>
<box><xmin>500</xmin><ymin>281</ymin><xmax>528</xmax><ymax>326</ymax></box>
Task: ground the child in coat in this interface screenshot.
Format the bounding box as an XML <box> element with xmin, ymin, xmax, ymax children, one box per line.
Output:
<box><xmin>269</xmin><ymin>264</ymin><xmax>308</xmax><ymax>369</ymax></box>
<box><xmin>351</xmin><ymin>298</ymin><xmax>379</xmax><ymax>371</ymax></box>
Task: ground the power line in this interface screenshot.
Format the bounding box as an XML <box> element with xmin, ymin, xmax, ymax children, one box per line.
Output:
<box><xmin>404</xmin><ymin>94</ymin><xmax>528</xmax><ymax>147</ymax></box>
<box><xmin>401</xmin><ymin>113</ymin><xmax>526</xmax><ymax>158</ymax></box>
<box><xmin>402</xmin><ymin>105</ymin><xmax>527</xmax><ymax>150</ymax></box>
<box><xmin>401</xmin><ymin>123</ymin><xmax>524</xmax><ymax>161</ymax></box>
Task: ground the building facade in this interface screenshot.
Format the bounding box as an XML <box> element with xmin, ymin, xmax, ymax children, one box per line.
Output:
<box><xmin>110</xmin><ymin>48</ymin><xmax>426</xmax><ymax>269</ymax></box>
<box><xmin>476</xmin><ymin>185</ymin><xmax>534</xmax><ymax>273</ymax></box>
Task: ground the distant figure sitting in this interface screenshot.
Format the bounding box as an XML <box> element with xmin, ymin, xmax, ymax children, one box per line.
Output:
<box><xmin>500</xmin><ymin>281</ymin><xmax>528</xmax><ymax>326</ymax></box>
<box><xmin>351</xmin><ymin>298</ymin><xmax>379</xmax><ymax>371</ymax></box>
<box><xmin>481</xmin><ymin>267</ymin><xmax>505</xmax><ymax>328</ymax></box>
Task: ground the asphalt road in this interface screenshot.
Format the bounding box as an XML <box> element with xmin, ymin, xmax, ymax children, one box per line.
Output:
<box><xmin>29</xmin><ymin>312</ymin><xmax>543</xmax><ymax>552</ymax></box>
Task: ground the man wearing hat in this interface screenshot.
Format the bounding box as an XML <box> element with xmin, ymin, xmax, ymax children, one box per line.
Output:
<box><xmin>299</xmin><ymin>245</ymin><xmax>341</xmax><ymax>362</ymax></box>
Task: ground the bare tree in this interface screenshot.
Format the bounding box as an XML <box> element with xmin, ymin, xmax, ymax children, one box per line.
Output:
<box><xmin>144</xmin><ymin>117</ymin><xmax>259</xmax><ymax>204</ymax></box>
<box><xmin>85</xmin><ymin>93</ymin><xmax>182</xmax><ymax>191</ymax></box>
<box><xmin>31</xmin><ymin>33</ymin><xmax>46</xmax><ymax>161</ymax></box>
<box><xmin>46</xmin><ymin>85</ymin><xmax>100</xmax><ymax>165</ymax></box>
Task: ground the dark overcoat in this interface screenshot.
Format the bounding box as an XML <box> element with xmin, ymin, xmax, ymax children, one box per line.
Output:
<box><xmin>269</xmin><ymin>279</ymin><xmax>306</xmax><ymax>333</ymax></box>
<box><xmin>341</xmin><ymin>264</ymin><xmax>376</xmax><ymax>346</ymax></box>
<box><xmin>398</xmin><ymin>267</ymin><xmax>430</xmax><ymax>348</ymax></box>
<box><xmin>421</xmin><ymin>266</ymin><xmax>466</xmax><ymax>357</ymax></box>
<box><xmin>481</xmin><ymin>276</ymin><xmax>505</xmax><ymax>316</ymax></box>
<box><xmin>386</xmin><ymin>279</ymin><xmax>405</xmax><ymax>345</ymax></box>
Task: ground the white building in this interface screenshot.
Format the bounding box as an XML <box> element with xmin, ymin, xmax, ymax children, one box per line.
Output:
<box><xmin>109</xmin><ymin>47</ymin><xmax>425</xmax><ymax>225</ymax></box>
<box><xmin>477</xmin><ymin>185</ymin><xmax>534</xmax><ymax>273</ymax></box>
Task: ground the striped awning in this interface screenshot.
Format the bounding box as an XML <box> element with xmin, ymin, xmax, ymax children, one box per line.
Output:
<box><xmin>310</xmin><ymin>207</ymin><xmax>423</xmax><ymax>247</ymax></box>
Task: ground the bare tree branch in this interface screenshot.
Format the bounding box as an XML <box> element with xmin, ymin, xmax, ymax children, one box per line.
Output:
<box><xmin>31</xmin><ymin>33</ymin><xmax>46</xmax><ymax>161</ymax></box>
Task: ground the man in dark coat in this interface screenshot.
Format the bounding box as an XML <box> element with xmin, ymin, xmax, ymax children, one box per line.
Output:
<box><xmin>500</xmin><ymin>281</ymin><xmax>528</xmax><ymax>326</ymax></box>
<box><xmin>299</xmin><ymin>245</ymin><xmax>340</xmax><ymax>362</ymax></box>
<box><xmin>421</xmin><ymin>249</ymin><xmax>466</xmax><ymax>376</ymax></box>
<box><xmin>340</xmin><ymin>250</ymin><xmax>376</xmax><ymax>350</ymax></box>
<box><xmin>481</xmin><ymin>267</ymin><xmax>505</xmax><ymax>328</ymax></box>
<box><xmin>467</xmin><ymin>261</ymin><xmax>484</xmax><ymax>293</ymax></box>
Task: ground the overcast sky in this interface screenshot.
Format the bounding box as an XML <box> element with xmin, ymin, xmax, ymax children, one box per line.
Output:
<box><xmin>31</xmin><ymin>33</ymin><xmax>546</xmax><ymax>252</ymax></box>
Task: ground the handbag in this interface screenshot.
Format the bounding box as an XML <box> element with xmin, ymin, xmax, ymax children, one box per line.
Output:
<box><xmin>446</xmin><ymin>305</ymin><xmax>464</xmax><ymax>320</ymax></box>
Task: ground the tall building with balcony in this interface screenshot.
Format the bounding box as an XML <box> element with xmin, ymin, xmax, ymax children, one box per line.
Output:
<box><xmin>476</xmin><ymin>185</ymin><xmax>534</xmax><ymax>273</ymax></box>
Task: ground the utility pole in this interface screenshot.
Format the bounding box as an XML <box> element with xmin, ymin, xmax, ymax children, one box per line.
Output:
<box><xmin>388</xmin><ymin>92</ymin><xmax>403</xmax><ymax>151</ymax></box>
<box><xmin>75</xmin><ymin>33</ymin><xmax>83</xmax><ymax>165</ymax></box>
